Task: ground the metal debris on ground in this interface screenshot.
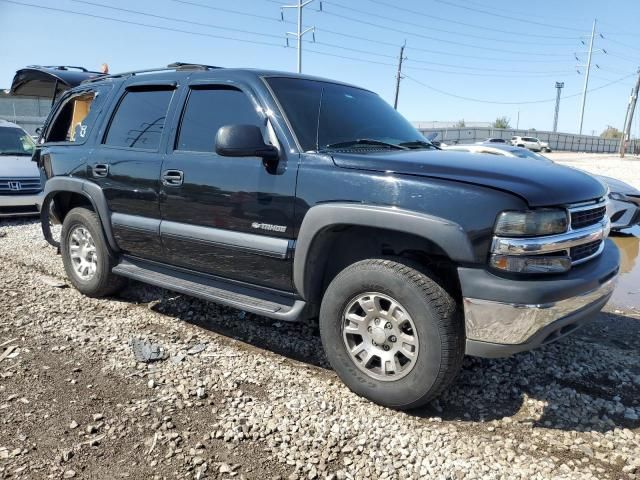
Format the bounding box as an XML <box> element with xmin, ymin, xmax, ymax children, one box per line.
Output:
<box><xmin>38</xmin><ymin>274</ymin><xmax>67</xmax><ymax>288</ymax></box>
<box><xmin>186</xmin><ymin>343</ymin><xmax>207</xmax><ymax>355</ymax></box>
<box><xmin>129</xmin><ymin>338</ymin><xmax>168</xmax><ymax>363</ymax></box>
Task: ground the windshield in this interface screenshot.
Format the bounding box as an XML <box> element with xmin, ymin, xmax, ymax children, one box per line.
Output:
<box><xmin>267</xmin><ymin>77</ymin><xmax>429</xmax><ymax>152</ymax></box>
<box><xmin>512</xmin><ymin>149</ymin><xmax>549</xmax><ymax>161</ymax></box>
<box><xmin>0</xmin><ymin>127</ymin><xmax>35</xmax><ymax>156</ymax></box>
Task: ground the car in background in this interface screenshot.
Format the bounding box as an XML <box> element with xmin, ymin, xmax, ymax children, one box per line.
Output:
<box><xmin>442</xmin><ymin>143</ymin><xmax>639</xmax><ymax>231</ymax></box>
<box><xmin>477</xmin><ymin>138</ymin><xmax>507</xmax><ymax>144</ymax></box>
<box><xmin>597</xmin><ymin>175</ymin><xmax>640</xmax><ymax>230</ymax></box>
<box><xmin>510</xmin><ymin>135</ymin><xmax>551</xmax><ymax>152</ymax></box>
<box><xmin>0</xmin><ymin>119</ymin><xmax>43</xmax><ymax>217</ymax></box>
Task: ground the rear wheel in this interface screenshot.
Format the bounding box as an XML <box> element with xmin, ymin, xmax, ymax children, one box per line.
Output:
<box><xmin>319</xmin><ymin>258</ymin><xmax>464</xmax><ymax>409</ymax></box>
<box><xmin>61</xmin><ymin>207</ymin><xmax>126</xmax><ymax>297</ymax></box>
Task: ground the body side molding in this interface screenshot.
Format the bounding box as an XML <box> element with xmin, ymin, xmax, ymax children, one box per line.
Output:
<box><xmin>293</xmin><ymin>203</ymin><xmax>475</xmax><ymax>299</ymax></box>
<box><xmin>160</xmin><ymin>220</ymin><xmax>291</xmax><ymax>259</ymax></box>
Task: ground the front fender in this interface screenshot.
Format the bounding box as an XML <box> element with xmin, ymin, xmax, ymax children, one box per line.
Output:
<box><xmin>293</xmin><ymin>203</ymin><xmax>475</xmax><ymax>299</ymax></box>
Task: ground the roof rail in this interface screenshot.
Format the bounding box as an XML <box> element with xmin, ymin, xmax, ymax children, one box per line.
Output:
<box><xmin>82</xmin><ymin>62</ymin><xmax>222</xmax><ymax>83</ymax></box>
<box><xmin>27</xmin><ymin>65</ymin><xmax>95</xmax><ymax>73</ymax></box>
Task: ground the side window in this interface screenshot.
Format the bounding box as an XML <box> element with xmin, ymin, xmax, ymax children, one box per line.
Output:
<box><xmin>46</xmin><ymin>90</ymin><xmax>103</xmax><ymax>143</ymax></box>
<box><xmin>176</xmin><ymin>87</ymin><xmax>262</xmax><ymax>153</ymax></box>
<box><xmin>104</xmin><ymin>89</ymin><xmax>173</xmax><ymax>150</ymax></box>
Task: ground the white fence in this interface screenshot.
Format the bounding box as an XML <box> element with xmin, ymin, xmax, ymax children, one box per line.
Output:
<box><xmin>416</xmin><ymin>127</ymin><xmax>636</xmax><ymax>154</ymax></box>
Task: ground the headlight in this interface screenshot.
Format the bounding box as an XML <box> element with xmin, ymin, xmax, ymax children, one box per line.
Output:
<box><xmin>494</xmin><ymin>209</ymin><xmax>568</xmax><ymax>237</ymax></box>
<box><xmin>609</xmin><ymin>192</ymin><xmax>628</xmax><ymax>201</ymax></box>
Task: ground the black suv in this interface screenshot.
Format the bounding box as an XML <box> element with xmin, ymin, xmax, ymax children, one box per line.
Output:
<box><xmin>35</xmin><ymin>64</ymin><xmax>619</xmax><ymax>409</ymax></box>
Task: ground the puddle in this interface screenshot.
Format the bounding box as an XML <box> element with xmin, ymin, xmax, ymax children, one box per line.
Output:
<box><xmin>610</xmin><ymin>225</ymin><xmax>640</xmax><ymax>310</ymax></box>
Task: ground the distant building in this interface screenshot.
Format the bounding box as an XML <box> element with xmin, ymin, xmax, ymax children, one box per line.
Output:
<box><xmin>412</xmin><ymin>121</ymin><xmax>492</xmax><ymax>129</ymax></box>
<box><xmin>0</xmin><ymin>90</ymin><xmax>50</xmax><ymax>135</ymax></box>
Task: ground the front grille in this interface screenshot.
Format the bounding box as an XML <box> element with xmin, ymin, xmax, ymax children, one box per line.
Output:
<box><xmin>570</xmin><ymin>205</ymin><xmax>606</xmax><ymax>230</ymax></box>
<box><xmin>0</xmin><ymin>177</ymin><xmax>42</xmax><ymax>195</ymax></box>
<box><xmin>570</xmin><ymin>239</ymin><xmax>602</xmax><ymax>262</ymax></box>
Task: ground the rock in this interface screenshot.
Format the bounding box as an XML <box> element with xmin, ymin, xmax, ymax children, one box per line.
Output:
<box><xmin>63</xmin><ymin>470</ymin><xmax>76</xmax><ymax>478</ymax></box>
<box><xmin>69</xmin><ymin>421</ymin><xmax>79</xmax><ymax>430</ymax></box>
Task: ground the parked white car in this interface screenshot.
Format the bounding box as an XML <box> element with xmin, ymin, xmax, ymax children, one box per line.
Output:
<box><xmin>442</xmin><ymin>143</ymin><xmax>639</xmax><ymax>230</ymax></box>
<box><xmin>0</xmin><ymin>119</ymin><xmax>43</xmax><ymax>217</ymax></box>
<box><xmin>510</xmin><ymin>136</ymin><xmax>551</xmax><ymax>152</ymax></box>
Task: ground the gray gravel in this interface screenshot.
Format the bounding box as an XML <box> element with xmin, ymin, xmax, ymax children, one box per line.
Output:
<box><xmin>0</xmin><ymin>217</ymin><xmax>639</xmax><ymax>479</ymax></box>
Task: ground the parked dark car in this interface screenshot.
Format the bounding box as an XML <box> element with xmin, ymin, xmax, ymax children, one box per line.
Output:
<box><xmin>33</xmin><ymin>64</ymin><xmax>619</xmax><ymax>409</ymax></box>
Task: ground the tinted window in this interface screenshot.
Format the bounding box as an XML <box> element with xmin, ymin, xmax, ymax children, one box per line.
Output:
<box><xmin>104</xmin><ymin>89</ymin><xmax>173</xmax><ymax>149</ymax></box>
<box><xmin>177</xmin><ymin>87</ymin><xmax>261</xmax><ymax>152</ymax></box>
<box><xmin>267</xmin><ymin>77</ymin><xmax>425</xmax><ymax>152</ymax></box>
<box><xmin>522</xmin><ymin>137</ymin><xmax>538</xmax><ymax>142</ymax></box>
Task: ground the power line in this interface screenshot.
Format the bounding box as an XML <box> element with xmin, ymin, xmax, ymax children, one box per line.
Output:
<box><xmin>170</xmin><ymin>0</ymin><xmax>284</xmax><ymax>24</ymax></box>
<box><xmin>403</xmin><ymin>71</ymin><xmax>637</xmax><ymax>105</ymax></box>
<box><xmin>315</xmin><ymin>7</ymin><xmax>572</xmax><ymax>56</ymax></box>
<box><xmin>0</xmin><ymin>0</ymin><xmax>289</xmax><ymax>49</ymax></box>
<box><xmin>353</xmin><ymin>0</ymin><xmax>579</xmax><ymax>40</ymax></box>
<box><xmin>433</xmin><ymin>0</ymin><xmax>588</xmax><ymax>33</ymax></box>
<box><xmin>319</xmin><ymin>0</ymin><xmax>577</xmax><ymax>46</ymax></box>
<box><xmin>70</xmin><ymin>0</ymin><xmax>283</xmax><ymax>40</ymax></box>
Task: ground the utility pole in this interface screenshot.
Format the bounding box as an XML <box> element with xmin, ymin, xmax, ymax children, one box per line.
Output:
<box><xmin>516</xmin><ymin>110</ymin><xmax>520</xmax><ymax>129</ymax></box>
<box><xmin>393</xmin><ymin>41</ymin><xmax>406</xmax><ymax>110</ymax></box>
<box><xmin>619</xmin><ymin>69</ymin><xmax>640</xmax><ymax>157</ymax></box>
<box><xmin>282</xmin><ymin>0</ymin><xmax>315</xmax><ymax>73</ymax></box>
<box><xmin>578</xmin><ymin>19</ymin><xmax>597</xmax><ymax>135</ymax></box>
<box><xmin>553</xmin><ymin>82</ymin><xmax>564</xmax><ymax>132</ymax></box>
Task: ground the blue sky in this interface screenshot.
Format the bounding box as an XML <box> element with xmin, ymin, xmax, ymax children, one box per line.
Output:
<box><xmin>1</xmin><ymin>0</ymin><xmax>640</xmax><ymax>135</ymax></box>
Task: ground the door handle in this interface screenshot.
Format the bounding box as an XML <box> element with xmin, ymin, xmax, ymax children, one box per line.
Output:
<box><xmin>92</xmin><ymin>163</ymin><xmax>109</xmax><ymax>178</ymax></box>
<box><xmin>162</xmin><ymin>169</ymin><xmax>184</xmax><ymax>186</ymax></box>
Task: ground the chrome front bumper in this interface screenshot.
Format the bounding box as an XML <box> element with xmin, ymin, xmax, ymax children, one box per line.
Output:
<box><xmin>464</xmin><ymin>275</ymin><xmax>617</xmax><ymax>347</ymax></box>
<box><xmin>0</xmin><ymin>192</ymin><xmax>43</xmax><ymax>217</ymax></box>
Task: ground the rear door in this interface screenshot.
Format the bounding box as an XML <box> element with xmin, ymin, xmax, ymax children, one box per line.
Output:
<box><xmin>158</xmin><ymin>81</ymin><xmax>298</xmax><ymax>291</ymax></box>
<box><xmin>90</xmin><ymin>81</ymin><xmax>178</xmax><ymax>261</ymax></box>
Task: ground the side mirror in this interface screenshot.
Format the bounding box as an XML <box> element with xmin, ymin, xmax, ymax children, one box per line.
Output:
<box><xmin>215</xmin><ymin>124</ymin><xmax>278</xmax><ymax>161</ymax></box>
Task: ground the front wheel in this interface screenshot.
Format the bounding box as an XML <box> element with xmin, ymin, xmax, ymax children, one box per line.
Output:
<box><xmin>319</xmin><ymin>259</ymin><xmax>464</xmax><ymax>409</ymax></box>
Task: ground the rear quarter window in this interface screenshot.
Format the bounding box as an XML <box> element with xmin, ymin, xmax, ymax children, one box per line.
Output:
<box><xmin>45</xmin><ymin>85</ymin><xmax>112</xmax><ymax>144</ymax></box>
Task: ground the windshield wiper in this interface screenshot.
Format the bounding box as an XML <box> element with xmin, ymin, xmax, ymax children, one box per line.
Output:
<box><xmin>398</xmin><ymin>140</ymin><xmax>439</xmax><ymax>150</ymax></box>
<box><xmin>321</xmin><ymin>139</ymin><xmax>408</xmax><ymax>151</ymax></box>
<box><xmin>0</xmin><ymin>151</ymin><xmax>32</xmax><ymax>156</ymax></box>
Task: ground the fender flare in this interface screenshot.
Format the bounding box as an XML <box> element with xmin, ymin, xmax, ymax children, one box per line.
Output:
<box><xmin>293</xmin><ymin>203</ymin><xmax>475</xmax><ymax>300</ymax></box>
<box><xmin>41</xmin><ymin>177</ymin><xmax>119</xmax><ymax>252</ymax></box>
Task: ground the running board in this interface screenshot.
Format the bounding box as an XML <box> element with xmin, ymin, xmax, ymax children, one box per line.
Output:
<box><xmin>112</xmin><ymin>257</ymin><xmax>305</xmax><ymax>321</ymax></box>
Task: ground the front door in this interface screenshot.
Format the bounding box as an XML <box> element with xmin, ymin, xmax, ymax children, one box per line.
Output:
<box><xmin>91</xmin><ymin>84</ymin><xmax>178</xmax><ymax>260</ymax></box>
<box><xmin>159</xmin><ymin>83</ymin><xmax>298</xmax><ymax>291</ymax></box>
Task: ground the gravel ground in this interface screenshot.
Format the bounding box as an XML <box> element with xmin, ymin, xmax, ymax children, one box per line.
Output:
<box><xmin>1</xmin><ymin>157</ymin><xmax>639</xmax><ymax>479</ymax></box>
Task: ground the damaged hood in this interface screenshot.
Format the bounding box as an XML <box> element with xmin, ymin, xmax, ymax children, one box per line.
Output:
<box><xmin>331</xmin><ymin>149</ymin><xmax>606</xmax><ymax>207</ymax></box>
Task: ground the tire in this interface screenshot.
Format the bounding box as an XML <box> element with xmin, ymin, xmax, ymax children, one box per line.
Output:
<box><xmin>60</xmin><ymin>207</ymin><xmax>126</xmax><ymax>297</ymax></box>
<box><xmin>319</xmin><ymin>258</ymin><xmax>464</xmax><ymax>410</ymax></box>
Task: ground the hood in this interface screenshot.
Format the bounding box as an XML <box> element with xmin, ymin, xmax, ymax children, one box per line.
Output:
<box><xmin>331</xmin><ymin>149</ymin><xmax>606</xmax><ymax>207</ymax></box>
<box><xmin>0</xmin><ymin>155</ymin><xmax>41</xmax><ymax>177</ymax></box>
<box><xmin>595</xmin><ymin>174</ymin><xmax>640</xmax><ymax>196</ymax></box>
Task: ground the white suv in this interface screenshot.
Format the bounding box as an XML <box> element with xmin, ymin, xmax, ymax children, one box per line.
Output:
<box><xmin>0</xmin><ymin>120</ymin><xmax>43</xmax><ymax>217</ymax></box>
<box><xmin>511</xmin><ymin>136</ymin><xmax>551</xmax><ymax>152</ymax></box>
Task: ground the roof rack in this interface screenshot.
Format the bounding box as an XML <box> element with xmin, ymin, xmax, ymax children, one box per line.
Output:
<box><xmin>27</xmin><ymin>65</ymin><xmax>97</xmax><ymax>73</ymax></box>
<box><xmin>83</xmin><ymin>62</ymin><xmax>222</xmax><ymax>83</ymax></box>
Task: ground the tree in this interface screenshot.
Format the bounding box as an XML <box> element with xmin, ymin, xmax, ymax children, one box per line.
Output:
<box><xmin>600</xmin><ymin>126</ymin><xmax>622</xmax><ymax>139</ymax></box>
<box><xmin>492</xmin><ymin>116</ymin><xmax>511</xmax><ymax>129</ymax></box>
<box><xmin>454</xmin><ymin>119</ymin><xmax>466</xmax><ymax>128</ymax></box>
